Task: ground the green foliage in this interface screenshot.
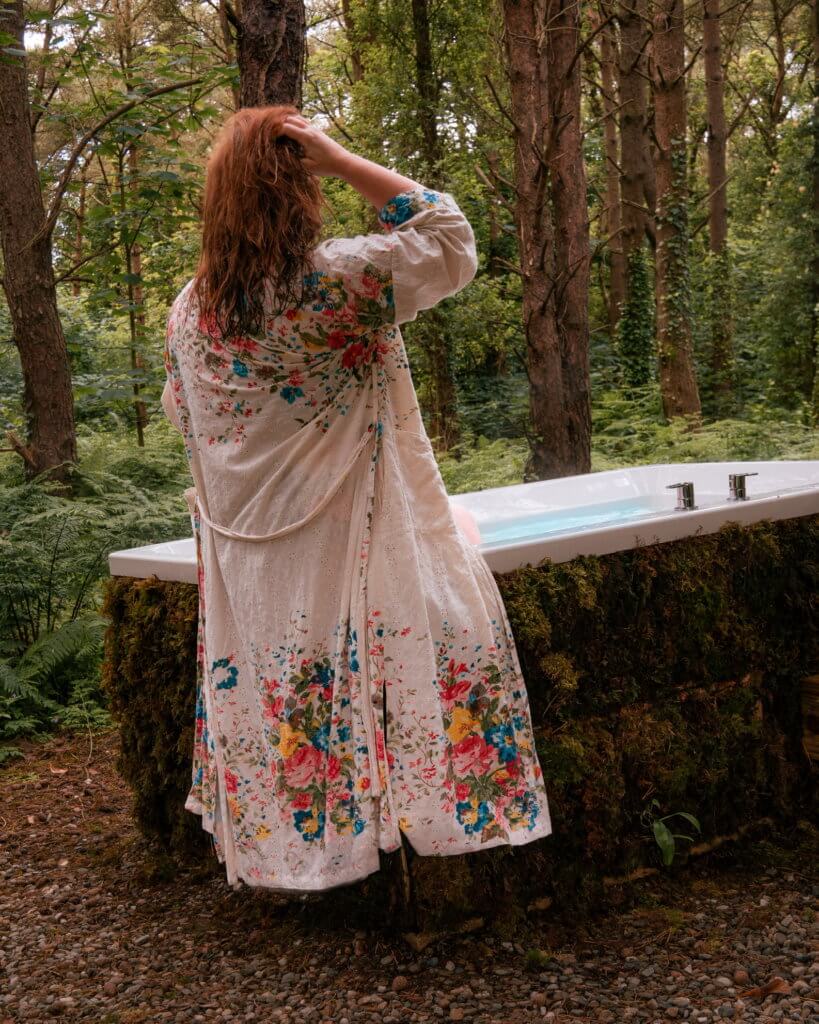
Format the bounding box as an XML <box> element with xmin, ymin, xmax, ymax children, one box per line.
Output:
<box><xmin>0</xmin><ymin>421</ymin><xmax>192</xmax><ymax>750</ymax></box>
<box><xmin>643</xmin><ymin>800</ymin><xmax>702</xmax><ymax>867</ymax></box>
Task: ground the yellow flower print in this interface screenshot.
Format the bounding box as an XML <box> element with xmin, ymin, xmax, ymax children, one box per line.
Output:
<box><xmin>446</xmin><ymin>706</ymin><xmax>479</xmax><ymax>744</ymax></box>
<box><xmin>459</xmin><ymin>797</ymin><xmax>479</xmax><ymax>827</ymax></box>
<box><xmin>300</xmin><ymin>809</ymin><xmax>320</xmax><ymax>836</ymax></box>
<box><xmin>278</xmin><ymin>722</ymin><xmax>307</xmax><ymax>757</ymax></box>
<box><xmin>398</xmin><ymin>816</ymin><xmax>411</xmax><ymax>832</ymax></box>
<box><xmin>255</xmin><ymin>824</ymin><xmax>272</xmax><ymax>841</ymax></box>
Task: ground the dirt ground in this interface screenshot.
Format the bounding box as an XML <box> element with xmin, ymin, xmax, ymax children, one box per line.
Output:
<box><xmin>1</xmin><ymin>729</ymin><xmax>817</xmax><ymax>1023</ymax></box>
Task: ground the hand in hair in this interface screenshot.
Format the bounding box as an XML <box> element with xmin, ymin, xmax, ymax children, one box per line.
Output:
<box><xmin>278</xmin><ymin>114</ymin><xmax>352</xmax><ymax>178</ymax></box>
<box><xmin>280</xmin><ymin>113</ymin><xmax>424</xmax><ymax>212</ymax></box>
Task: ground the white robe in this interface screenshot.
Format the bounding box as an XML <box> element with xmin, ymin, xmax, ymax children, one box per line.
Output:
<box><xmin>162</xmin><ymin>187</ymin><xmax>551</xmax><ymax>892</ymax></box>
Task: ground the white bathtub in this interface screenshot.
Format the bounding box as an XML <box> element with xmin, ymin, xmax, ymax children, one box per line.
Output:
<box><xmin>108</xmin><ymin>459</ymin><xmax>819</xmax><ymax>581</ymax></box>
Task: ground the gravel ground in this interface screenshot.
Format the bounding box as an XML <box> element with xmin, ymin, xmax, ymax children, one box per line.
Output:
<box><xmin>1</xmin><ymin>729</ymin><xmax>817</xmax><ymax>1024</ymax></box>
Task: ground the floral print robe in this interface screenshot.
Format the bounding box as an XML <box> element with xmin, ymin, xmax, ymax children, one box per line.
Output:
<box><xmin>162</xmin><ymin>187</ymin><xmax>551</xmax><ymax>892</ymax></box>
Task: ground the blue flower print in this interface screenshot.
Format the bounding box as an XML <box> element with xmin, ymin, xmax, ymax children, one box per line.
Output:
<box><xmin>280</xmin><ymin>385</ymin><xmax>304</xmax><ymax>404</ymax></box>
<box><xmin>484</xmin><ymin>722</ymin><xmax>518</xmax><ymax>763</ymax></box>
<box><xmin>232</xmin><ymin>357</ymin><xmax>249</xmax><ymax>377</ymax></box>
<box><xmin>212</xmin><ymin>657</ymin><xmax>238</xmax><ymax>690</ymax></box>
<box><xmin>379</xmin><ymin>189</ymin><xmax>441</xmax><ymax>230</ymax></box>
<box><xmin>312</xmin><ymin>719</ymin><xmax>330</xmax><ymax>752</ymax></box>
<box><xmin>294</xmin><ymin>808</ymin><xmax>326</xmax><ymax>842</ymax></box>
<box><xmin>456</xmin><ymin>798</ymin><xmax>493</xmax><ymax>835</ymax></box>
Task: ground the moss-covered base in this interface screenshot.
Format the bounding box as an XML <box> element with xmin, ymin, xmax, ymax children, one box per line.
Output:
<box><xmin>102</xmin><ymin>516</ymin><xmax>818</xmax><ymax>930</ymax></box>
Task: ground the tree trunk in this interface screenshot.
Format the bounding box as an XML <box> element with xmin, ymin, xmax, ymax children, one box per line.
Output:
<box><xmin>547</xmin><ymin>0</ymin><xmax>592</xmax><ymax>469</ymax></box>
<box><xmin>410</xmin><ymin>0</ymin><xmax>460</xmax><ymax>451</ymax></box>
<box><xmin>0</xmin><ymin>2</ymin><xmax>77</xmax><ymax>481</ymax></box>
<box><xmin>703</xmin><ymin>0</ymin><xmax>733</xmax><ymax>405</ymax></box>
<box><xmin>651</xmin><ymin>0</ymin><xmax>701</xmax><ymax>420</ymax></box>
<box><xmin>811</xmin><ymin>0</ymin><xmax>819</xmax><ymax>423</ymax></box>
<box><xmin>237</xmin><ymin>0</ymin><xmax>306</xmax><ymax>107</ymax></box>
<box><xmin>501</xmin><ymin>0</ymin><xmax>591</xmax><ymax>479</ymax></box>
<box><xmin>341</xmin><ymin>0</ymin><xmax>366</xmax><ymax>83</ymax></box>
<box><xmin>72</xmin><ymin>171</ymin><xmax>87</xmax><ymax>298</ymax></box>
<box><xmin>599</xmin><ymin>8</ymin><xmax>626</xmax><ymax>329</ymax></box>
<box><xmin>618</xmin><ymin>0</ymin><xmax>652</xmax><ymax>261</ymax></box>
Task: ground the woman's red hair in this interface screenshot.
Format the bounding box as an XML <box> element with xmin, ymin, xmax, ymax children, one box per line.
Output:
<box><xmin>192</xmin><ymin>105</ymin><xmax>324</xmax><ymax>339</ymax></box>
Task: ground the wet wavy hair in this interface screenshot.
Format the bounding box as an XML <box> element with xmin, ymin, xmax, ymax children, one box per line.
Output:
<box><xmin>192</xmin><ymin>104</ymin><xmax>325</xmax><ymax>339</ymax></box>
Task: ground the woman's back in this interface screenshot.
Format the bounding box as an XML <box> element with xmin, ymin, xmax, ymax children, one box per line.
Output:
<box><xmin>162</xmin><ymin>108</ymin><xmax>551</xmax><ymax>894</ymax></box>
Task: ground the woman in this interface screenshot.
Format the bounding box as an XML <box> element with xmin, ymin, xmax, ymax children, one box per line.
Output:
<box><xmin>162</xmin><ymin>105</ymin><xmax>551</xmax><ymax>892</ymax></box>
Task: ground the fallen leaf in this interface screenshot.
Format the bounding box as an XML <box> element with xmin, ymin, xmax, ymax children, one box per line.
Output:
<box><xmin>58</xmin><ymin>858</ymin><xmax>69</xmax><ymax>867</ymax></box>
<box><xmin>739</xmin><ymin>976</ymin><xmax>791</xmax><ymax>999</ymax></box>
<box><xmin>26</xmin><ymin>815</ymin><xmax>35</xmax><ymax>825</ymax></box>
<box><xmin>402</xmin><ymin>930</ymin><xmax>437</xmax><ymax>953</ymax></box>
<box><xmin>49</xmin><ymin>766</ymin><xmax>68</xmax><ymax>775</ymax></box>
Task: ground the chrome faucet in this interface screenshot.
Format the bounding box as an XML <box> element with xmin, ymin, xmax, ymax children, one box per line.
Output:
<box><xmin>666</xmin><ymin>481</ymin><xmax>697</xmax><ymax>511</ymax></box>
<box><xmin>728</xmin><ymin>472</ymin><xmax>758</xmax><ymax>501</ymax></box>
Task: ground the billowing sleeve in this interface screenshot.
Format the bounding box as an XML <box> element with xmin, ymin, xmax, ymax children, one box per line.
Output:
<box><xmin>319</xmin><ymin>187</ymin><xmax>478</xmax><ymax>328</ymax></box>
<box><xmin>161</xmin><ymin>378</ymin><xmax>182</xmax><ymax>433</ymax></box>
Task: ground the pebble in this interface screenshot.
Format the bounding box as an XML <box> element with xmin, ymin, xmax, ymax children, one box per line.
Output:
<box><xmin>3</xmin><ymin>732</ymin><xmax>819</xmax><ymax>1024</ymax></box>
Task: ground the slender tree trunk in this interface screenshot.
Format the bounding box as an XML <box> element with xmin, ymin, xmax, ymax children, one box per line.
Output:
<box><xmin>618</xmin><ymin>0</ymin><xmax>652</xmax><ymax>261</ymax></box>
<box><xmin>72</xmin><ymin>171</ymin><xmax>87</xmax><ymax>298</ymax></box>
<box><xmin>547</xmin><ymin>0</ymin><xmax>592</xmax><ymax>467</ymax></box>
<box><xmin>237</xmin><ymin>0</ymin><xmax>306</xmax><ymax>107</ymax></box>
<box><xmin>810</xmin><ymin>0</ymin><xmax>819</xmax><ymax>422</ymax></box>
<box><xmin>599</xmin><ymin>8</ymin><xmax>626</xmax><ymax>328</ymax></box>
<box><xmin>115</xmin><ymin>0</ymin><xmax>148</xmax><ymax>445</ymax></box>
<box><xmin>651</xmin><ymin>0</ymin><xmax>702</xmax><ymax>420</ymax></box>
<box><xmin>218</xmin><ymin>0</ymin><xmax>242</xmax><ymax>109</ymax></box>
<box><xmin>123</xmin><ymin>147</ymin><xmax>148</xmax><ymax>446</ymax></box>
<box><xmin>501</xmin><ymin>0</ymin><xmax>590</xmax><ymax>479</ymax></box>
<box><xmin>341</xmin><ymin>0</ymin><xmax>366</xmax><ymax>82</ymax></box>
<box><xmin>410</xmin><ymin>0</ymin><xmax>460</xmax><ymax>451</ymax></box>
<box><xmin>0</xmin><ymin>2</ymin><xmax>77</xmax><ymax>480</ymax></box>
<box><xmin>704</xmin><ymin>0</ymin><xmax>733</xmax><ymax>405</ymax></box>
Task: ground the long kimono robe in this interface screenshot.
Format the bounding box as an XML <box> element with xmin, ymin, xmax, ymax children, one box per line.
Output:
<box><xmin>162</xmin><ymin>187</ymin><xmax>551</xmax><ymax>892</ymax></box>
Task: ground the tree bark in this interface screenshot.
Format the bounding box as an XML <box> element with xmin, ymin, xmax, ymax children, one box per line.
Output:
<box><xmin>0</xmin><ymin>2</ymin><xmax>77</xmax><ymax>481</ymax></box>
<box><xmin>547</xmin><ymin>0</ymin><xmax>592</xmax><ymax>468</ymax></box>
<box><xmin>651</xmin><ymin>0</ymin><xmax>702</xmax><ymax>420</ymax></box>
<box><xmin>618</xmin><ymin>0</ymin><xmax>652</xmax><ymax>260</ymax></box>
<box><xmin>599</xmin><ymin>7</ymin><xmax>626</xmax><ymax>329</ymax></box>
<box><xmin>237</xmin><ymin>0</ymin><xmax>306</xmax><ymax>107</ymax></box>
<box><xmin>501</xmin><ymin>0</ymin><xmax>591</xmax><ymax>479</ymax></box>
<box><xmin>703</xmin><ymin>0</ymin><xmax>733</xmax><ymax>404</ymax></box>
<box><xmin>810</xmin><ymin>0</ymin><xmax>819</xmax><ymax>423</ymax></box>
<box><xmin>410</xmin><ymin>0</ymin><xmax>461</xmax><ymax>451</ymax></box>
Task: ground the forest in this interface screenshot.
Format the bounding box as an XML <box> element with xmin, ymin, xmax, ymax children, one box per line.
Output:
<box><xmin>0</xmin><ymin>0</ymin><xmax>817</xmax><ymax>748</ymax></box>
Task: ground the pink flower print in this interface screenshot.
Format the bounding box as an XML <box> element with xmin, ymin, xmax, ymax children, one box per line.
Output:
<box><xmin>232</xmin><ymin>336</ymin><xmax>259</xmax><ymax>353</ymax></box>
<box><xmin>451</xmin><ymin>735</ymin><xmax>496</xmax><ymax>777</ymax></box>
<box><xmin>263</xmin><ymin>695</ymin><xmax>284</xmax><ymax>723</ymax></box>
<box><xmin>288</xmin><ymin>371</ymin><xmax>304</xmax><ymax>386</ymax></box>
<box><xmin>284</xmin><ymin>308</ymin><xmax>298</xmax><ymax>321</ymax></box>
<box><xmin>440</xmin><ymin>678</ymin><xmax>471</xmax><ymax>709</ymax></box>
<box><xmin>455</xmin><ymin>782</ymin><xmax>471</xmax><ymax>801</ymax></box>
<box><xmin>224</xmin><ymin>768</ymin><xmax>239</xmax><ymax>794</ymax></box>
<box><xmin>198</xmin><ymin>311</ymin><xmax>221</xmax><ymax>338</ymax></box>
<box><xmin>400</xmin><ymin>627</ymin><xmax>412</xmax><ymax>637</ymax></box>
<box><xmin>326</xmin><ymin>328</ymin><xmax>349</xmax><ymax>350</ymax></box>
<box><xmin>326</xmin><ymin>755</ymin><xmax>342</xmax><ymax>781</ymax></box>
<box><xmin>341</xmin><ymin>342</ymin><xmax>365</xmax><ymax>368</ymax></box>
<box><xmin>291</xmin><ymin>791</ymin><xmax>313</xmax><ymax>810</ymax></box>
<box><xmin>283</xmin><ymin>745</ymin><xmax>323</xmax><ymax>788</ymax></box>
<box><xmin>359</xmin><ymin>273</ymin><xmax>382</xmax><ymax>299</ymax></box>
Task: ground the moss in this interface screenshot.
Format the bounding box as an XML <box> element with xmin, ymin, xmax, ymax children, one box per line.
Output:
<box><xmin>102</xmin><ymin>514</ymin><xmax>818</xmax><ymax>929</ymax></box>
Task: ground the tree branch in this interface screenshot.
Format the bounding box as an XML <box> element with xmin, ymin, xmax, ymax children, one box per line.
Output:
<box><xmin>33</xmin><ymin>77</ymin><xmax>204</xmax><ymax>246</ymax></box>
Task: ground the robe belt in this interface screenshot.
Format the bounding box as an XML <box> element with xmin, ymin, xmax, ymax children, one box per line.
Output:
<box><xmin>191</xmin><ymin>420</ymin><xmax>386</xmax><ymax>803</ymax></box>
<box><xmin>192</xmin><ymin>426</ymin><xmax>376</xmax><ymax>542</ymax></box>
